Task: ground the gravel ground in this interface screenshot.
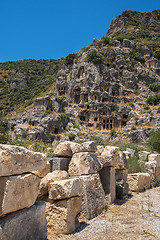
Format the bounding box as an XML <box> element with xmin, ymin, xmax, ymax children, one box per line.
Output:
<box><xmin>48</xmin><ymin>187</ymin><xmax>160</xmax><ymax>240</ymax></box>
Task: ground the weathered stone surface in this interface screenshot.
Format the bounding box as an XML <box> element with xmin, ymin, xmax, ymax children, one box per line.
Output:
<box><xmin>119</xmin><ymin>151</ymin><xmax>127</xmax><ymax>169</ymax></box>
<box><xmin>81</xmin><ymin>141</ymin><xmax>97</xmax><ymax>153</ymax></box>
<box><xmin>96</xmin><ymin>145</ymin><xmax>105</xmax><ymax>156</ymax></box>
<box><xmin>148</xmin><ymin>154</ymin><xmax>160</xmax><ymax>167</ymax></box>
<box><xmin>0</xmin><ymin>201</ymin><xmax>47</xmax><ymax>240</ymax></box>
<box><xmin>99</xmin><ymin>167</ymin><xmax>116</xmax><ymax>203</ymax></box>
<box><xmin>46</xmin><ymin>197</ymin><xmax>81</xmax><ymax>234</ymax></box>
<box><xmin>79</xmin><ymin>173</ymin><xmax>107</xmax><ymax>220</ymax></box>
<box><xmin>101</xmin><ymin>146</ymin><xmax>119</xmax><ymax>168</ymax></box>
<box><xmin>115</xmin><ymin>169</ymin><xmax>128</xmax><ymax>182</ymax></box>
<box><xmin>38</xmin><ymin>171</ymin><xmax>69</xmax><ymax>198</ymax></box>
<box><xmin>0</xmin><ymin>173</ymin><xmax>40</xmax><ymax>216</ymax></box>
<box><xmin>49</xmin><ymin>178</ymin><xmax>83</xmax><ymax>200</ymax></box>
<box><xmin>68</xmin><ymin>152</ymin><xmax>102</xmax><ymax>176</ymax></box>
<box><xmin>127</xmin><ymin>173</ymin><xmax>151</xmax><ymax>192</ymax></box>
<box><xmin>97</xmin><ymin>155</ymin><xmax>114</xmax><ymax>167</ymax></box>
<box><xmin>49</xmin><ymin>157</ymin><xmax>71</xmax><ymax>172</ymax></box>
<box><xmin>123</xmin><ymin>151</ymin><xmax>131</xmax><ymax>160</ymax></box>
<box><xmin>54</xmin><ymin>142</ymin><xmax>72</xmax><ymax>157</ymax></box>
<box><xmin>33</xmin><ymin>161</ymin><xmax>50</xmax><ymax>178</ymax></box>
<box><xmin>145</xmin><ymin>161</ymin><xmax>157</xmax><ymax>185</ymax></box>
<box><xmin>138</xmin><ymin>151</ymin><xmax>150</xmax><ymax>161</ymax></box>
<box><xmin>0</xmin><ymin>144</ymin><xmax>47</xmax><ymax>177</ymax></box>
<box><xmin>126</xmin><ymin>148</ymin><xmax>135</xmax><ymax>157</ymax></box>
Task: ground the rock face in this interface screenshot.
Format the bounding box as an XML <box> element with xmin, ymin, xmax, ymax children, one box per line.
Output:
<box><xmin>68</xmin><ymin>152</ymin><xmax>102</xmax><ymax>176</ymax></box>
<box><xmin>127</xmin><ymin>173</ymin><xmax>151</xmax><ymax>192</ymax></box>
<box><xmin>49</xmin><ymin>178</ymin><xmax>83</xmax><ymax>200</ymax></box>
<box><xmin>0</xmin><ymin>144</ymin><xmax>47</xmax><ymax>176</ymax></box>
<box><xmin>0</xmin><ymin>173</ymin><xmax>40</xmax><ymax>216</ymax></box>
<box><xmin>79</xmin><ymin>173</ymin><xmax>107</xmax><ymax>219</ymax></box>
<box><xmin>0</xmin><ymin>201</ymin><xmax>47</xmax><ymax>240</ymax></box>
<box><xmin>46</xmin><ymin>197</ymin><xmax>82</xmax><ymax>235</ymax></box>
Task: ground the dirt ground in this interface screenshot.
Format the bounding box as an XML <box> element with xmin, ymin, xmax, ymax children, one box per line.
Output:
<box><xmin>49</xmin><ymin>187</ymin><xmax>160</xmax><ymax>240</ymax></box>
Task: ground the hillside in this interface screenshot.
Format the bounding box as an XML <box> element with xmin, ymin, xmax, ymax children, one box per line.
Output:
<box><xmin>0</xmin><ymin>9</ymin><xmax>160</xmax><ymax>151</ymax></box>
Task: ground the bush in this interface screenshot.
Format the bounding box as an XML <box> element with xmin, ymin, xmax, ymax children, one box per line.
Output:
<box><xmin>147</xmin><ymin>94</ymin><xmax>160</xmax><ymax>105</ymax></box>
<box><xmin>143</xmin><ymin>104</ymin><xmax>150</xmax><ymax>110</ymax></box>
<box><xmin>44</xmin><ymin>109</ymin><xmax>52</xmax><ymax>116</ymax></box>
<box><xmin>65</xmin><ymin>53</ymin><xmax>76</xmax><ymax>65</ymax></box>
<box><xmin>86</xmin><ymin>50</ymin><xmax>102</xmax><ymax>64</ymax></box>
<box><xmin>90</xmin><ymin>136</ymin><xmax>105</xmax><ymax>146</ymax></box>
<box><xmin>148</xmin><ymin>129</ymin><xmax>160</xmax><ymax>153</ymax></box>
<box><xmin>134</xmin><ymin>89</ymin><xmax>140</xmax><ymax>95</ymax></box>
<box><xmin>110</xmin><ymin>128</ymin><xmax>116</xmax><ymax>137</ymax></box>
<box><xmin>129</xmin><ymin>102</ymin><xmax>135</xmax><ymax>108</ymax></box>
<box><xmin>59</xmin><ymin>113</ymin><xmax>70</xmax><ymax>120</ymax></box>
<box><xmin>55</xmin><ymin>96</ymin><xmax>66</xmax><ymax>103</ymax></box>
<box><xmin>68</xmin><ymin>133</ymin><xmax>76</xmax><ymax>141</ymax></box>
<box><xmin>70</xmin><ymin>118</ymin><xmax>80</xmax><ymax>130</ymax></box>
<box><xmin>129</xmin><ymin>50</ymin><xmax>145</xmax><ymax>63</ymax></box>
<box><xmin>157</xmin><ymin>107</ymin><xmax>160</xmax><ymax>113</ymax></box>
<box><xmin>154</xmin><ymin>50</ymin><xmax>160</xmax><ymax>60</ymax></box>
<box><xmin>101</xmin><ymin>36</ymin><xmax>113</xmax><ymax>46</ymax></box>
<box><xmin>127</xmin><ymin>154</ymin><xmax>142</xmax><ymax>173</ymax></box>
<box><xmin>149</xmin><ymin>83</ymin><xmax>160</xmax><ymax>92</ymax></box>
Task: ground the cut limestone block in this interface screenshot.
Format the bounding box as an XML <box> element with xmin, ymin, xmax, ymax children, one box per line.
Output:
<box><xmin>0</xmin><ymin>173</ymin><xmax>40</xmax><ymax>216</ymax></box>
<box><xmin>38</xmin><ymin>170</ymin><xmax>69</xmax><ymax>198</ymax></box>
<box><xmin>126</xmin><ymin>148</ymin><xmax>135</xmax><ymax>157</ymax></box>
<box><xmin>123</xmin><ymin>151</ymin><xmax>131</xmax><ymax>160</ymax></box>
<box><xmin>127</xmin><ymin>173</ymin><xmax>151</xmax><ymax>192</ymax></box>
<box><xmin>33</xmin><ymin>161</ymin><xmax>50</xmax><ymax>178</ymax></box>
<box><xmin>54</xmin><ymin>141</ymin><xmax>97</xmax><ymax>157</ymax></box>
<box><xmin>0</xmin><ymin>144</ymin><xmax>46</xmax><ymax>177</ymax></box>
<box><xmin>99</xmin><ymin>167</ymin><xmax>116</xmax><ymax>203</ymax></box>
<box><xmin>79</xmin><ymin>173</ymin><xmax>107</xmax><ymax>220</ymax></box>
<box><xmin>148</xmin><ymin>154</ymin><xmax>160</xmax><ymax>167</ymax></box>
<box><xmin>101</xmin><ymin>146</ymin><xmax>119</xmax><ymax>168</ymax></box>
<box><xmin>96</xmin><ymin>145</ymin><xmax>105</xmax><ymax>156</ymax></box>
<box><xmin>68</xmin><ymin>152</ymin><xmax>102</xmax><ymax>176</ymax></box>
<box><xmin>145</xmin><ymin>161</ymin><xmax>157</xmax><ymax>185</ymax></box>
<box><xmin>53</xmin><ymin>142</ymin><xmax>73</xmax><ymax>157</ymax></box>
<box><xmin>49</xmin><ymin>157</ymin><xmax>71</xmax><ymax>172</ymax></box>
<box><xmin>115</xmin><ymin>169</ymin><xmax>128</xmax><ymax>182</ymax></box>
<box><xmin>46</xmin><ymin>197</ymin><xmax>81</xmax><ymax>235</ymax></box>
<box><xmin>138</xmin><ymin>151</ymin><xmax>150</xmax><ymax>162</ymax></box>
<box><xmin>49</xmin><ymin>178</ymin><xmax>83</xmax><ymax>200</ymax></box>
<box><xmin>0</xmin><ymin>201</ymin><xmax>47</xmax><ymax>240</ymax></box>
<box><xmin>119</xmin><ymin>151</ymin><xmax>127</xmax><ymax>169</ymax></box>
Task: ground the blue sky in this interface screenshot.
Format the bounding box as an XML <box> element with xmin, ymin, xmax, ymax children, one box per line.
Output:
<box><xmin>0</xmin><ymin>0</ymin><xmax>159</xmax><ymax>62</ymax></box>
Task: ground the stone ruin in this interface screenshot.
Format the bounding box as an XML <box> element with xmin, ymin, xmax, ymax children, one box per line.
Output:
<box><xmin>0</xmin><ymin>144</ymin><xmax>48</xmax><ymax>240</ymax></box>
<box><xmin>54</xmin><ymin>63</ymin><xmax>131</xmax><ymax>130</ymax></box>
<box><xmin>1</xmin><ymin>142</ymin><xmax>160</xmax><ymax>238</ymax></box>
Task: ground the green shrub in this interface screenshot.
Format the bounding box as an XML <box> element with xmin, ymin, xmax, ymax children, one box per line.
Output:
<box><xmin>81</xmin><ymin>46</ymin><xmax>90</xmax><ymax>52</ymax></box>
<box><xmin>110</xmin><ymin>128</ymin><xmax>116</xmax><ymax>137</ymax></box>
<box><xmin>148</xmin><ymin>129</ymin><xmax>160</xmax><ymax>153</ymax></box>
<box><xmin>134</xmin><ymin>89</ymin><xmax>140</xmax><ymax>95</ymax></box>
<box><xmin>68</xmin><ymin>133</ymin><xmax>76</xmax><ymax>141</ymax></box>
<box><xmin>143</xmin><ymin>104</ymin><xmax>150</xmax><ymax>110</ymax></box>
<box><xmin>101</xmin><ymin>36</ymin><xmax>113</xmax><ymax>46</ymax></box>
<box><xmin>154</xmin><ymin>50</ymin><xmax>160</xmax><ymax>60</ymax></box>
<box><xmin>129</xmin><ymin>102</ymin><xmax>135</xmax><ymax>108</ymax></box>
<box><xmin>44</xmin><ymin>109</ymin><xmax>52</xmax><ymax>116</ymax></box>
<box><xmin>131</xmin><ymin>125</ymin><xmax>137</xmax><ymax>130</ymax></box>
<box><xmin>55</xmin><ymin>96</ymin><xmax>66</xmax><ymax>103</ymax></box>
<box><xmin>70</xmin><ymin>118</ymin><xmax>80</xmax><ymax>130</ymax></box>
<box><xmin>59</xmin><ymin>113</ymin><xmax>70</xmax><ymax>120</ymax></box>
<box><xmin>149</xmin><ymin>83</ymin><xmax>160</xmax><ymax>92</ymax></box>
<box><xmin>65</xmin><ymin>53</ymin><xmax>76</xmax><ymax>65</ymax></box>
<box><xmin>129</xmin><ymin>50</ymin><xmax>145</xmax><ymax>63</ymax></box>
<box><xmin>90</xmin><ymin>136</ymin><xmax>105</xmax><ymax>146</ymax></box>
<box><xmin>157</xmin><ymin>107</ymin><xmax>160</xmax><ymax>113</ymax></box>
<box><xmin>86</xmin><ymin>50</ymin><xmax>102</xmax><ymax>64</ymax></box>
<box><xmin>147</xmin><ymin>94</ymin><xmax>160</xmax><ymax>105</ymax></box>
<box><xmin>127</xmin><ymin>154</ymin><xmax>142</xmax><ymax>173</ymax></box>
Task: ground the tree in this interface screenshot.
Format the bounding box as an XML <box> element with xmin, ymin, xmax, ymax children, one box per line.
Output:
<box><xmin>148</xmin><ymin>129</ymin><xmax>160</xmax><ymax>153</ymax></box>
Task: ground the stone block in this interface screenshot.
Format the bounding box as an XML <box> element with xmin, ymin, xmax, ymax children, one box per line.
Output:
<box><xmin>0</xmin><ymin>173</ymin><xmax>40</xmax><ymax>216</ymax></box>
<box><xmin>115</xmin><ymin>169</ymin><xmax>128</xmax><ymax>182</ymax></box>
<box><xmin>138</xmin><ymin>151</ymin><xmax>150</xmax><ymax>162</ymax></box>
<box><xmin>96</xmin><ymin>145</ymin><xmax>105</xmax><ymax>156</ymax></box>
<box><xmin>148</xmin><ymin>154</ymin><xmax>160</xmax><ymax>167</ymax></box>
<box><xmin>127</xmin><ymin>173</ymin><xmax>151</xmax><ymax>192</ymax></box>
<box><xmin>49</xmin><ymin>178</ymin><xmax>83</xmax><ymax>200</ymax></box>
<box><xmin>0</xmin><ymin>144</ymin><xmax>46</xmax><ymax>177</ymax></box>
<box><xmin>0</xmin><ymin>201</ymin><xmax>47</xmax><ymax>240</ymax></box>
<box><xmin>68</xmin><ymin>152</ymin><xmax>102</xmax><ymax>176</ymax></box>
<box><xmin>123</xmin><ymin>151</ymin><xmax>131</xmax><ymax>160</ymax></box>
<box><xmin>46</xmin><ymin>197</ymin><xmax>81</xmax><ymax>235</ymax></box>
<box><xmin>33</xmin><ymin>161</ymin><xmax>50</xmax><ymax>178</ymax></box>
<box><xmin>99</xmin><ymin>167</ymin><xmax>116</xmax><ymax>203</ymax></box>
<box><xmin>126</xmin><ymin>148</ymin><xmax>135</xmax><ymax>157</ymax></box>
<box><xmin>38</xmin><ymin>171</ymin><xmax>69</xmax><ymax>198</ymax></box>
<box><xmin>101</xmin><ymin>146</ymin><xmax>119</xmax><ymax>168</ymax></box>
<box><xmin>53</xmin><ymin>142</ymin><xmax>72</xmax><ymax>157</ymax></box>
<box><xmin>79</xmin><ymin>173</ymin><xmax>107</xmax><ymax>220</ymax></box>
<box><xmin>49</xmin><ymin>157</ymin><xmax>71</xmax><ymax>172</ymax></box>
